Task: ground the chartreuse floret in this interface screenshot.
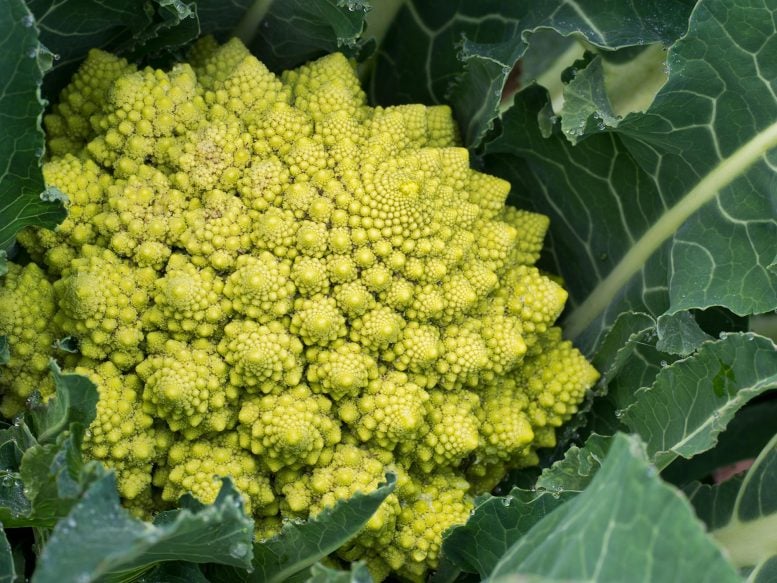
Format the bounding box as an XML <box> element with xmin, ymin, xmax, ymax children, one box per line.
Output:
<box><xmin>17</xmin><ymin>155</ymin><xmax>113</xmax><ymax>275</ymax></box>
<box><xmin>79</xmin><ymin>362</ymin><xmax>170</xmax><ymax>500</ymax></box>
<box><xmin>306</xmin><ymin>340</ymin><xmax>379</xmax><ymax>400</ymax></box>
<box><xmin>237</xmin><ymin>384</ymin><xmax>340</xmax><ymax>471</ymax></box>
<box><xmin>218</xmin><ymin>319</ymin><xmax>304</xmax><ymax>393</ymax></box>
<box><xmin>159</xmin><ymin>432</ymin><xmax>276</xmax><ymax>516</ymax></box>
<box><xmin>280</xmin><ymin>444</ymin><xmax>403</xmax><ymax>571</ymax></box>
<box><xmin>143</xmin><ymin>254</ymin><xmax>231</xmax><ymax>339</ymax></box>
<box><xmin>136</xmin><ymin>338</ymin><xmax>236</xmax><ymax>438</ymax></box>
<box><xmin>338</xmin><ymin>371</ymin><xmax>429</xmax><ymax>449</ymax></box>
<box><xmin>224</xmin><ymin>252</ymin><xmax>295</xmax><ymax>321</ymax></box>
<box><xmin>44</xmin><ymin>49</ymin><xmax>136</xmax><ymax>156</ymax></box>
<box><xmin>53</xmin><ymin>246</ymin><xmax>154</xmax><ymax>368</ymax></box>
<box><xmin>0</xmin><ymin>263</ymin><xmax>57</xmax><ymax>416</ymax></box>
<box><xmin>96</xmin><ymin>163</ymin><xmax>189</xmax><ymax>269</ymax></box>
<box><xmin>22</xmin><ymin>36</ymin><xmax>602</xmax><ymax>582</ymax></box>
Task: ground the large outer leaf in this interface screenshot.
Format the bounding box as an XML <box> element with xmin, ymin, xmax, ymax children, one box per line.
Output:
<box><xmin>248</xmin><ymin>0</ymin><xmax>371</xmax><ymax>72</ymax></box>
<box><xmin>0</xmin><ymin>0</ymin><xmax>65</xmax><ymax>251</ymax></box>
<box><xmin>485</xmin><ymin>0</ymin><xmax>777</xmax><ymax>357</ymax></box>
<box><xmin>371</xmin><ymin>0</ymin><xmax>693</xmax><ymax>148</ymax></box>
<box><xmin>686</xmin><ymin>433</ymin><xmax>777</xmax><ymax>572</ymax></box>
<box><xmin>488</xmin><ymin>433</ymin><xmax>738</xmax><ymax>582</ymax></box>
<box><xmin>663</xmin><ymin>399</ymin><xmax>777</xmax><ymax>486</ymax></box>
<box><xmin>27</xmin><ymin>0</ymin><xmax>230</xmax><ymax>96</ymax></box>
<box><xmin>33</xmin><ymin>475</ymin><xmax>254</xmax><ymax>582</ymax></box>
<box><xmin>623</xmin><ymin>333</ymin><xmax>777</xmax><ymax>470</ymax></box>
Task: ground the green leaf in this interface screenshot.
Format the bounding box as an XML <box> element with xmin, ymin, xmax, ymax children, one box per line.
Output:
<box><xmin>208</xmin><ymin>473</ymin><xmax>396</xmax><ymax>583</ymax></box>
<box><xmin>485</xmin><ymin>0</ymin><xmax>777</xmax><ymax>357</ymax></box>
<box><xmin>0</xmin><ymin>0</ymin><xmax>66</xmax><ymax>251</ymax></box>
<box><xmin>372</xmin><ymin>0</ymin><xmax>693</xmax><ymax>148</ymax></box>
<box><xmin>488</xmin><ymin>433</ymin><xmax>739</xmax><ymax>582</ymax></box>
<box><xmin>443</xmin><ymin>489</ymin><xmax>573</xmax><ymax>578</ymax></box>
<box><xmin>28</xmin><ymin>362</ymin><xmax>98</xmax><ymax>445</ymax></box>
<box><xmin>686</xmin><ymin>433</ymin><xmax>777</xmax><ymax>572</ymax></box>
<box><xmin>27</xmin><ymin>0</ymin><xmax>208</xmax><ymax>96</ymax></box>
<box><xmin>655</xmin><ymin>310</ymin><xmax>714</xmax><ymax>356</ymax></box>
<box><xmin>306</xmin><ymin>561</ymin><xmax>373</xmax><ymax>583</ymax></box>
<box><xmin>248</xmin><ymin>0</ymin><xmax>371</xmax><ymax>72</ymax></box>
<box><xmin>747</xmin><ymin>556</ymin><xmax>777</xmax><ymax>583</ymax></box>
<box><xmin>535</xmin><ymin>434</ymin><xmax>613</xmax><ymax>493</ymax></box>
<box><xmin>135</xmin><ymin>562</ymin><xmax>210</xmax><ymax>583</ymax></box>
<box><xmin>0</xmin><ymin>524</ymin><xmax>15</xmax><ymax>583</ymax></box>
<box><xmin>196</xmin><ymin>0</ymin><xmax>254</xmax><ymax>39</ymax></box>
<box><xmin>16</xmin><ymin>432</ymin><xmax>96</xmax><ymax>528</ymax></box>
<box><xmin>663</xmin><ymin>399</ymin><xmax>777</xmax><ymax>486</ymax></box>
<box><xmin>33</xmin><ymin>475</ymin><xmax>254</xmax><ymax>583</ymax></box>
<box><xmin>622</xmin><ymin>332</ymin><xmax>777</xmax><ymax>470</ymax></box>
<box><xmin>0</xmin><ymin>367</ymin><xmax>100</xmax><ymax>528</ymax></box>
<box><xmin>559</xmin><ymin>54</ymin><xmax>619</xmax><ymax>144</ymax></box>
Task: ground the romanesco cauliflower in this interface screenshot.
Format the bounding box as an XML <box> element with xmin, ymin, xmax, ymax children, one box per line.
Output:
<box><xmin>0</xmin><ymin>37</ymin><xmax>600</xmax><ymax>581</ymax></box>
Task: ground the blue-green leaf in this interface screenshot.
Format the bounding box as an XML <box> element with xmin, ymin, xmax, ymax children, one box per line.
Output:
<box><xmin>0</xmin><ymin>0</ymin><xmax>65</xmax><ymax>251</ymax></box>
<box><xmin>488</xmin><ymin>433</ymin><xmax>739</xmax><ymax>582</ymax></box>
<box><xmin>623</xmin><ymin>333</ymin><xmax>777</xmax><ymax>470</ymax></box>
<box><xmin>33</xmin><ymin>475</ymin><xmax>254</xmax><ymax>583</ymax></box>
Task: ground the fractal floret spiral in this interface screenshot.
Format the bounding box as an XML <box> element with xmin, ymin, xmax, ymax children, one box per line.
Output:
<box><xmin>0</xmin><ymin>37</ymin><xmax>599</xmax><ymax>581</ymax></box>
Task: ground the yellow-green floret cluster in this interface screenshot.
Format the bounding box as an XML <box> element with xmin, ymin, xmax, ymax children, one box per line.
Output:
<box><xmin>1</xmin><ymin>37</ymin><xmax>599</xmax><ymax>581</ymax></box>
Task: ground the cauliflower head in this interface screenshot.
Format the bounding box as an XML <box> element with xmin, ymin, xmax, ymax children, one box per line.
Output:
<box><xmin>0</xmin><ymin>37</ymin><xmax>600</xmax><ymax>581</ymax></box>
